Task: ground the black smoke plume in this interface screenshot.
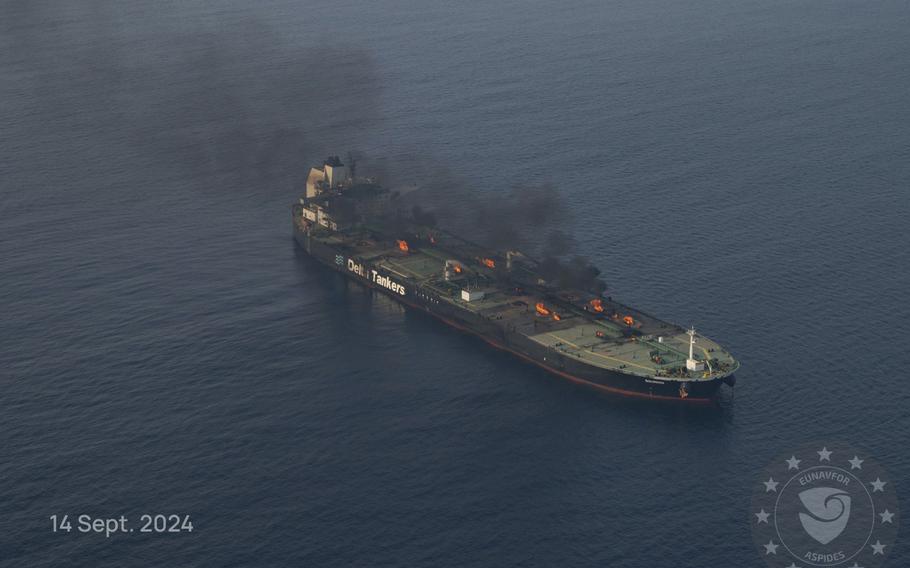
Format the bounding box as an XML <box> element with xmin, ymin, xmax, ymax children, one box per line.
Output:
<box><xmin>4</xmin><ymin>3</ymin><xmax>606</xmax><ymax>293</ymax></box>
<box><xmin>382</xmin><ymin>167</ymin><xmax>609</xmax><ymax>295</ymax></box>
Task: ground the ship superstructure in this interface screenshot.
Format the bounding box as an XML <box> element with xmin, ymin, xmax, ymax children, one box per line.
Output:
<box><xmin>293</xmin><ymin>156</ymin><xmax>738</xmax><ymax>402</ymax></box>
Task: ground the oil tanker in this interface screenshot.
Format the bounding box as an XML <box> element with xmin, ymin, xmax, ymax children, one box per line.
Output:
<box><xmin>293</xmin><ymin>156</ymin><xmax>739</xmax><ymax>402</ymax></box>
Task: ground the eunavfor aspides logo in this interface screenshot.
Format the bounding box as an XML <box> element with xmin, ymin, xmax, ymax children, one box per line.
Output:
<box><xmin>752</xmin><ymin>442</ymin><xmax>899</xmax><ymax>567</ymax></box>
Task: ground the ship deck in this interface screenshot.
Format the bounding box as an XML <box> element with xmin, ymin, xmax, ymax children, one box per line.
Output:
<box><xmin>319</xmin><ymin>232</ymin><xmax>738</xmax><ymax>381</ymax></box>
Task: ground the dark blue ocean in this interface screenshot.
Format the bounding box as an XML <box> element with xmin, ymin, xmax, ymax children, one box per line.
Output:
<box><xmin>2</xmin><ymin>1</ymin><xmax>909</xmax><ymax>566</ymax></box>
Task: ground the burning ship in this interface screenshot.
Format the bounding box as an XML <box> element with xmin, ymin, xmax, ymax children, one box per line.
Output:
<box><xmin>292</xmin><ymin>156</ymin><xmax>739</xmax><ymax>402</ymax></box>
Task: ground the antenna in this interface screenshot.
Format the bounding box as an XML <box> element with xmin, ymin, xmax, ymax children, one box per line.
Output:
<box><xmin>346</xmin><ymin>151</ymin><xmax>357</xmax><ymax>181</ymax></box>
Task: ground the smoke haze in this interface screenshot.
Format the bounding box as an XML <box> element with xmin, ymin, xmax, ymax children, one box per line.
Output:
<box><xmin>3</xmin><ymin>4</ymin><xmax>606</xmax><ymax>292</ymax></box>
<box><xmin>384</xmin><ymin>169</ymin><xmax>609</xmax><ymax>294</ymax></box>
<box><xmin>2</xmin><ymin>7</ymin><xmax>382</xmax><ymax>198</ymax></box>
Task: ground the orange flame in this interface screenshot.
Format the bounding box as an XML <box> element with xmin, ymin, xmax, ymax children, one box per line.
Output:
<box><xmin>623</xmin><ymin>315</ymin><xmax>634</xmax><ymax>326</ymax></box>
<box><xmin>552</xmin><ymin>313</ymin><xmax>561</xmax><ymax>321</ymax></box>
<box><xmin>397</xmin><ymin>240</ymin><xmax>409</xmax><ymax>252</ymax></box>
<box><xmin>535</xmin><ymin>302</ymin><xmax>550</xmax><ymax>316</ymax></box>
<box><xmin>590</xmin><ymin>298</ymin><xmax>604</xmax><ymax>313</ymax></box>
<box><xmin>454</xmin><ymin>264</ymin><xmax>463</xmax><ymax>274</ymax></box>
<box><xmin>482</xmin><ymin>258</ymin><xmax>495</xmax><ymax>269</ymax></box>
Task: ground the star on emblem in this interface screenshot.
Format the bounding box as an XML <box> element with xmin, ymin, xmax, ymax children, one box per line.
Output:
<box><xmin>755</xmin><ymin>509</ymin><xmax>770</xmax><ymax>524</ymax></box>
<box><xmin>785</xmin><ymin>564</ymin><xmax>799</xmax><ymax>568</ymax></box>
<box><xmin>848</xmin><ymin>563</ymin><xmax>863</xmax><ymax>568</ymax></box>
<box><xmin>879</xmin><ymin>509</ymin><xmax>895</xmax><ymax>524</ymax></box>
<box><xmin>870</xmin><ymin>478</ymin><xmax>886</xmax><ymax>492</ymax></box>
<box><xmin>764</xmin><ymin>540</ymin><xmax>779</xmax><ymax>555</ymax></box>
<box><xmin>817</xmin><ymin>447</ymin><xmax>832</xmax><ymax>461</ymax></box>
<box><xmin>763</xmin><ymin>477</ymin><xmax>779</xmax><ymax>492</ymax></box>
<box><xmin>871</xmin><ymin>540</ymin><xmax>885</xmax><ymax>555</ymax></box>
<box><xmin>848</xmin><ymin>455</ymin><xmax>864</xmax><ymax>469</ymax></box>
<box><xmin>786</xmin><ymin>455</ymin><xmax>801</xmax><ymax>470</ymax></box>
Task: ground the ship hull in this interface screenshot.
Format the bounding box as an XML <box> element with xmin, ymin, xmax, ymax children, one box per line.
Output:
<box><xmin>294</xmin><ymin>229</ymin><xmax>727</xmax><ymax>403</ymax></box>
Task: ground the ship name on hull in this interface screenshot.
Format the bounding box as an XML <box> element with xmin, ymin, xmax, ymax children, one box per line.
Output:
<box><xmin>347</xmin><ymin>259</ymin><xmax>406</xmax><ymax>296</ymax></box>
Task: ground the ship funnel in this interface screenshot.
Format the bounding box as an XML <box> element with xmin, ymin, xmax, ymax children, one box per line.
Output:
<box><xmin>305</xmin><ymin>155</ymin><xmax>349</xmax><ymax>197</ymax></box>
<box><xmin>323</xmin><ymin>156</ymin><xmax>348</xmax><ymax>188</ymax></box>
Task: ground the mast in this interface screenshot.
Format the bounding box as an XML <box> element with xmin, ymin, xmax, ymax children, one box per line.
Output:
<box><xmin>686</xmin><ymin>327</ymin><xmax>704</xmax><ymax>372</ymax></box>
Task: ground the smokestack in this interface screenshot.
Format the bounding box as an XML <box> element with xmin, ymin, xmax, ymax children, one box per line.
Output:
<box><xmin>323</xmin><ymin>155</ymin><xmax>347</xmax><ymax>188</ymax></box>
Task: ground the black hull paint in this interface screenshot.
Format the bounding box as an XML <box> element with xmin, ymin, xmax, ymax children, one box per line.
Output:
<box><xmin>294</xmin><ymin>229</ymin><xmax>728</xmax><ymax>403</ymax></box>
